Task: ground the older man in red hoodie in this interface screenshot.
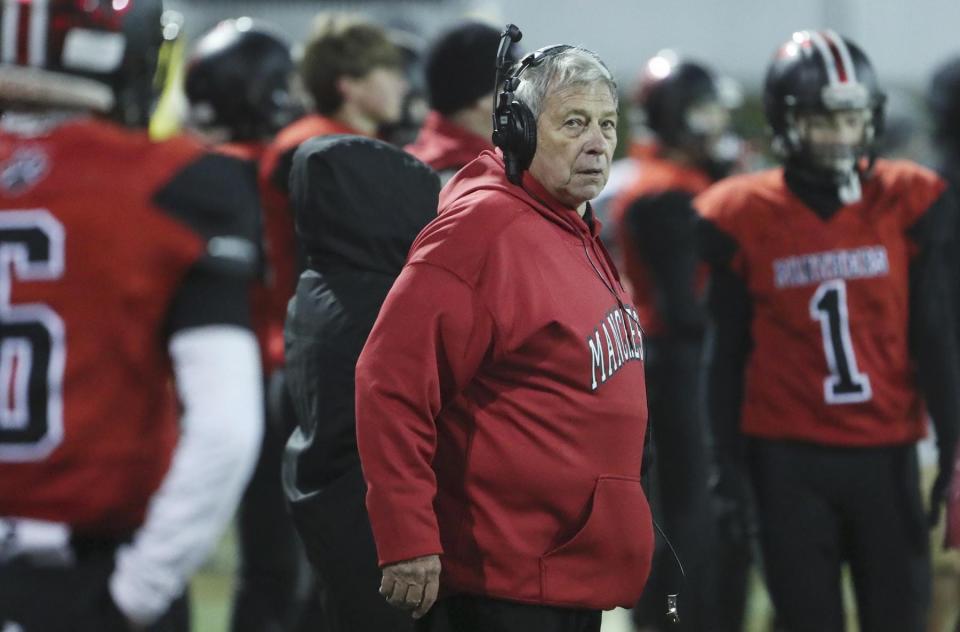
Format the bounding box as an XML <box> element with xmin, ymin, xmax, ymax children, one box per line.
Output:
<box><xmin>356</xmin><ymin>38</ymin><xmax>653</xmax><ymax>632</ymax></box>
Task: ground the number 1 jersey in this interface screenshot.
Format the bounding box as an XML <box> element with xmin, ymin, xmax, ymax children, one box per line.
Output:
<box><xmin>695</xmin><ymin>161</ymin><xmax>947</xmax><ymax>446</ymax></box>
<box><xmin>0</xmin><ymin>116</ymin><xmax>259</xmax><ymax>533</ymax></box>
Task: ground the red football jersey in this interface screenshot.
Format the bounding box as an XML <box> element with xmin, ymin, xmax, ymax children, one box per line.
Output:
<box><xmin>610</xmin><ymin>145</ymin><xmax>712</xmax><ymax>336</ymax></box>
<box><xmin>256</xmin><ymin>114</ymin><xmax>363</xmax><ymax>372</ymax></box>
<box><xmin>695</xmin><ymin>161</ymin><xmax>945</xmax><ymax>446</ymax></box>
<box><xmin>0</xmin><ymin>117</ymin><xmax>233</xmax><ymax>533</ymax></box>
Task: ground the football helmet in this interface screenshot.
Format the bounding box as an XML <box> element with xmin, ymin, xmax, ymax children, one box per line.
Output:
<box><xmin>764</xmin><ymin>30</ymin><xmax>885</xmax><ymax>201</ymax></box>
<box><xmin>633</xmin><ymin>51</ymin><xmax>740</xmax><ymax>178</ymax></box>
<box><xmin>0</xmin><ymin>0</ymin><xmax>166</xmax><ymax>125</ymax></box>
<box><xmin>184</xmin><ymin>18</ymin><xmax>297</xmax><ymax>142</ymax></box>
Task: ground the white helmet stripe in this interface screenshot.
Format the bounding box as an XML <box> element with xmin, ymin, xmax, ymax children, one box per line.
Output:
<box><xmin>29</xmin><ymin>0</ymin><xmax>48</xmax><ymax>67</ymax></box>
<box><xmin>2</xmin><ymin>0</ymin><xmax>20</xmax><ymax>65</ymax></box>
<box><xmin>807</xmin><ymin>30</ymin><xmax>841</xmax><ymax>86</ymax></box>
<box><xmin>821</xmin><ymin>29</ymin><xmax>858</xmax><ymax>84</ymax></box>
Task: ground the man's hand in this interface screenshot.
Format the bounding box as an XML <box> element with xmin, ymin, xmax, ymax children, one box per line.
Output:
<box><xmin>379</xmin><ymin>554</ymin><xmax>441</xmax><ymax>619</ymax></box>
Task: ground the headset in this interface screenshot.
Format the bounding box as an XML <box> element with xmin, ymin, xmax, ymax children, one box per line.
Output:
<box><xmin>491</xmin><ymin>24</ymin><xmax>571</xmax><ymax>184</ymax></box>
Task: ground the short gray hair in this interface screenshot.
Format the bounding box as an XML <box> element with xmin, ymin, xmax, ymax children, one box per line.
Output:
<box><xmin>513</xmin><ymin>47</ymin><xmax>618</xmax><ymax>120</ymax></box>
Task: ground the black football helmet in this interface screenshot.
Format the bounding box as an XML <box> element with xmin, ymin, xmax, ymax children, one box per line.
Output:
<box><xmin>184</xmin><ymin>18</ymin><xmax>297</xmax><ymax>142</ymax></box>
<box><xmin>764</xmin><ymin>30</ymin><xmax>885</xmax><ymax>199</ymax></box>
<box><xmin>0</xmin><ymin>0</ymin><xmax>166</xmax><ymax>126</ymax></box>
<box><xmin>633</xmin><ymin>51</ymin><xmax>740</xmax><ymax>179</ymax></box>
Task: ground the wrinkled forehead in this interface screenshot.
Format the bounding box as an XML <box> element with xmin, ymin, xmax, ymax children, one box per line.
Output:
<box><xmin>542</xmin><ymin>81</ymin><xmax>618</xmax><ymax>117</ymax></box>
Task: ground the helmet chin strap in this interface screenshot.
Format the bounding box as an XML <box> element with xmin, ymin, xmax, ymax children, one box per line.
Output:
<box><xmin>784</xmin><ymin>151</ymin><xmax>866</xmax><ymax>207</ymax></box>
<box><xmin>838</xmin><ymin>169</ymin><xmax>862</xmax><ymax>204</ymax></box>
<box><xmin>784</xmin><ymin>133</ymin><xmax>876</xmax><ymax>205</ymax></box>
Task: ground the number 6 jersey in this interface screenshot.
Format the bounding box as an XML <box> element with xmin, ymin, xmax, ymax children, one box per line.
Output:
<box><xmin>695</xmin><ymin>160</ymin><xmax>957</xmax><ymax>446</ymax></box>
<box><xmin>0</xmin><ymin>115</ymin><xmax>260</xmax><ymax>533</ymax></box>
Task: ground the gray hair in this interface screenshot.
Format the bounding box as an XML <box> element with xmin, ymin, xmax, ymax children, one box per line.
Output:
<box><xmin>513</xmin><ymin>47</ymin><xmax>618</xmax><ymax>120</ymax></box>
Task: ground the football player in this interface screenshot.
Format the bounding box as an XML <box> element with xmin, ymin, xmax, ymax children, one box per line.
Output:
<box><xmin>0</xmin><ymin>1</ymin><xmax>263</xmax><ymax>630</ymax></box>
<box><xmin>257</xmin><ymin>13</ymin><xmax>408</xmax><ymax>333</ymax></box>
<box><xmin>696</xmin><ymin>30</ymin><xmax>960</xmax><ymax>631</ymax></box>
<box><xmin>256</xmin><ymin>12</ymin><xmax>409</xmax><ymax>631</ymax></box>
<box><xmin>928</xmin><ymin>61</ymin><xmax>960</xmax><ymax>624</ymax></box>
<box><xmin>184</xmin><ymin>18</ymin><xmax>310</xmax><ymax>632</ymax></box>
<box><xmin>610</xmin><ymin>52</ymin><xmax>741</xmax><ymax>632</ymax></box>
<box><xmin>927</xmin><ymin>56</ymin><xmax>960</xmax><ymax>195</ymax></box>
<box><xmin>282</xmin><ymin>135</ymin><xmax>438</xmax><ymax>632</ymax></box>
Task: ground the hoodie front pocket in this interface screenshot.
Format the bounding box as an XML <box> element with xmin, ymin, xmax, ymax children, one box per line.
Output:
<box><xmin>539</xmin><ymin>475</ymin><xmax>654</xmax><ymax>609</ymax></box>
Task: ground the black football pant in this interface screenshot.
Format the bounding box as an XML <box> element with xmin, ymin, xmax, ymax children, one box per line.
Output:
<box><xmin>415</xmin><ymin>595</ymin><xmax>601</xmax><ymax>632</ymax></box>
<box><xmin>230</xmin><ymin>387</ymin><xmax>314</xmax><ymax>632</ymax></box>
<box><xmin>0</xmin><ymin>540</ymin><xmax>189</xmax><ymax>632</ymax></box>
<box><xmin>749</xmin><ymin>439</ymin><xmax>930</xmax><ymax>632</ymax></box>
<box><xmin>290</xmin><ymin>463</ymin><xmax>413</xmax><ymax>632</ymax></box>
<box><xmin>632</xmin><ymin>340</ymin><xmax>724</xmax><ymax>631</ymax></box>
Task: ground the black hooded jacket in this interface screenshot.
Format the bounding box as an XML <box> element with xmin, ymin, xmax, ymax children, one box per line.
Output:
<box><xmin>282</xmin><ymin>135</ymin><xmax>439</xmax><ymax>504</ymax></box>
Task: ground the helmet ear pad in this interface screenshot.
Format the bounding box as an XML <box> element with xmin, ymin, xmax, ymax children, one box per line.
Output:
<box><xmin>507</xmin><ymin>100</ymin><xmax>539</xmax><ymax>173</ymax></box>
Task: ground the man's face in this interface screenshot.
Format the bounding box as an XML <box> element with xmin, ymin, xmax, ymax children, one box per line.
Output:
<box><xmin>528</xmin><ymin>82</ymin><xmax>618</xmax><ymax>211</ymax></box>
<box><xmin>794</xmin><ymin>108</ymin><xmax>872</xmax><ymax>172</ymax></box>
<box><xmin>686</xmin><ymin>99</ymin><xmax>732</xmax><ymax>143</ymax></box>
<box><xmin>348</xmin><ymin>66</ymin><xmax>409</xmax><ymax>125</ymax></box>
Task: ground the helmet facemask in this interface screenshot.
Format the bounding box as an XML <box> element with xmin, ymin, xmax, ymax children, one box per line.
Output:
<box><xmin>683</xmin><ymin>97</ymin><xmax>741</xmax><ymax>176</ymax></box>
<box><xmin>780</xmin><ymin>86</ymin><xmax>880</xmax><ymax>204</ymax></box>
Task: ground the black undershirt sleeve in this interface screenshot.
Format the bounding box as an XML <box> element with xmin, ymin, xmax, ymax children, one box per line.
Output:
<box><xmin>165</xmin><ymin>266</ymin><xmax>252</xmax><ymax>335</ymax></box>
<box><xmin>626</xmin><ymin>191</ymin><xmax>706</xmax><ymax>339</ymax></box>
<box><xmin>908</xmin><ymin>187</ymin><xmax>960</xmax><ymax>477</ymax></box>
<box><xmin>153</xmin><ymin>152</ymin><xmax>262</xmax><ymax>338</ymax></box>
<box><xmin>697</xmin><ymin>217</ymin><xmax>752</xmax><ymax>464</ymax></box>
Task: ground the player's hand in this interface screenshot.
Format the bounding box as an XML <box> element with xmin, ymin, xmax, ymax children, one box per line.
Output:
<box><xmin>928</xmin><ymin>468</ymin><xmax>950</xmax><ymax>528</ymax></box>
<box><xmin>380</xmin><ymin>554</ymin><xmax>441</xmax><ymax>619</ymax></box>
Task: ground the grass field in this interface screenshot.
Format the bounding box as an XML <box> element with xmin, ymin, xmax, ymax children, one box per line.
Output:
<box><xmin>190</xmin><ymin>452</ymin><xmax>960</xmax><ymax>632</ymax></box>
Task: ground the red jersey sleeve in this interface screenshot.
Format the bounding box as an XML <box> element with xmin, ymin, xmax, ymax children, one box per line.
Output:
<box><xmin>874</xmin><ymin>161</ymin><xmax>948</xmax><ymax>257</ymax></box>
<box><xmin>694</xmin><ymin>175</ymin><xmax>754</xmax><ymax>277</ymax></box>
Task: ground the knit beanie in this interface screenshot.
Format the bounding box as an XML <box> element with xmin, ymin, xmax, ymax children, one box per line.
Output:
<box><xmin>425</xmin><ymin>22</ymin><xmax>514</xmax><ymax>115</ymax></box>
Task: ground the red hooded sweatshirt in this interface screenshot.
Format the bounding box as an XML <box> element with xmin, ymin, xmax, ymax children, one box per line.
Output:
<box><xmin>355</xmin><ymin>150</ymin><xmax>653</xmax><ymax>610</ymax></box>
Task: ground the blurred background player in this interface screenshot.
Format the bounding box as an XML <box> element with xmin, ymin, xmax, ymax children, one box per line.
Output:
<box><xmin>376</xmin><ymin>27</ymin><xmax>428</xmax><ymax>149</ymax></box>
<box><xmin>611</xmin><ymin>51</ymin><xmax>743</xmax><ymax>632</ymax></box>
<box><xmin>405</xmin><ymin>21</ymin><xmax>518</xmax><ymax>183</ymax></box>
<box><xmin>696</xmin><ymin>30</ymin><xmax>960</xmax><ymax>632</ymax></box>
<box><xmin>928</xmin><ymin>57</ymin><xmax>960</xmax><ymax>196</ymax></box>
<box><xmin>257</xmin><ymin>13</ymin><xmax>408</xmax><ymax>377</ymax></box>
<box><xmin>282</xmin><ymin>136</ymin><xmax>439</xmax><ymax>632</ymax></box>
<box><xmin>183</xmin><ymin>18</ymin><xmax>313</xmax><ymax>632</ymax></box>
<box><xmin>927</xmin><ymin>54</ymin><xmax>960</xmax><ymax>632</ymax></box>
<box><xmin>0</xmin><ymin>1</ymin><xmax>263</xmax><ymax>630</ymax></box>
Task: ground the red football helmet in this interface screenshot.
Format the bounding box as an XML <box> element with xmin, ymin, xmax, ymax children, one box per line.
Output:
<box><xmin>0</xmin><ymin>0</ymin><xmax>165</xmax><ymax>125</ymax></box>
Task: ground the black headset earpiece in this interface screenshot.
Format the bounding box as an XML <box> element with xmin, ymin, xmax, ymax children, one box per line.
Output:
<box><xmin>492</xmin><ymin>24</ymin><xmax>571</xmax><ymax>184</ymax></box>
